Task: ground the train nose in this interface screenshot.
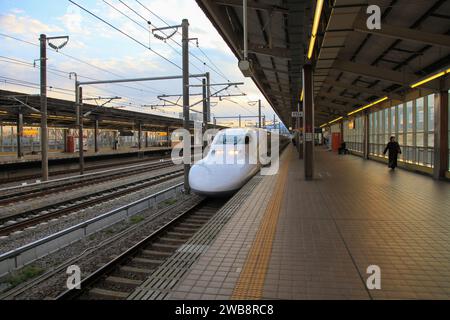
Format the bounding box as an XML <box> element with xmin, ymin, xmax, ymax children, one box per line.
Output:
<box><xmin>189</xmin><ymin>163</ymin><xmax>244</xmax><ymax>195</ymax></box>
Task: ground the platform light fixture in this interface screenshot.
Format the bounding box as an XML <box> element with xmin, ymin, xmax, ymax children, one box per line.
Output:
<box><xmin>328</xmin><ymin>116</ymin><xmax>343</xmax><ymax>125</ymax></box>
<box><xmin>300</xmin><ymin>89</ymin><xmax>304</xmax><ymax>102</ymax></box>
<box><xmin>410</xmin><ymin>67</ymin><xmax>450</xmax><ymax>88</ymax></box>
<box><xmin>321</xmin><ymin>116</ymin><xmax>343</xmax><ymax>128</ymax></box>
<box><xmin>347</xmin><ymin>96</ymin><xmax>388</xmax><ymax>116</ymax></box>
<box><xmin>307</xmin><ymin>0</ymin><xmax>324</xmax><ymax>60</ymax></box>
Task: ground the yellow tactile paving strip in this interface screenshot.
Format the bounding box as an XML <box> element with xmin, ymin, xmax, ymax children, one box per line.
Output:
<box><xmin>231</xmin><ymin>148</ymin><xmax>292</xmax><ymax>299</ymax></box>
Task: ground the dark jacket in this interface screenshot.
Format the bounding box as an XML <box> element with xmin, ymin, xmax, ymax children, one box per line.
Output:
<box><xmin>383</xmin><ymin>142</ymin><xmax>401</xmax><ymax>156</ymax></box>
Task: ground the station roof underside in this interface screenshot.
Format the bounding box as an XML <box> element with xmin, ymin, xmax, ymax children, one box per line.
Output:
<box><xmin>0</xmin><ymin>90</ymin><xmax>222</xmax><ymax>131</ymax></box>
<box><xmin>196</xmin><ymin>0</ymin><xmax>450</xmax><ymax>126</ymax></box>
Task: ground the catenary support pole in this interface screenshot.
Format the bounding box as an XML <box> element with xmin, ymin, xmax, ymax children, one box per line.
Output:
<box><xmin>258</xmin><ymin>100</ymin><xmax>262</xmax><ymax>128</ymax></box>
<box><xmin>202</xmin><ymin>78</ymin><xmax>208</xmax><ymax>137</ymax></box>
<box><xmin>182</xmin><ymin>19</ymin><xmax>191</xmax><ymax>194</ymax></box>
<box><xmin>206</xmin><ymin>72</ymin><xmax>211</xmax><ymax>123</ymax></box>
<box><xmin>78</xmin><ymin>87</ymin><xmax>84</xmax><ymax>175</ymax></box>
<box><xmin>39</xmin><ymin>34</ymin><xmax>49</xmax><ymax>181</ymax></box>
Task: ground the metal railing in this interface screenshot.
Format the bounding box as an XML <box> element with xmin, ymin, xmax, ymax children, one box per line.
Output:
<box><xmin>0</xmin><ymin>183</ymin><xmax>184</xmax><ymax>277</ymax></box>
<box><xmin>369</xmin><ymin>143</ymin><xmax>434</xmax><ymax>168</ymax></box>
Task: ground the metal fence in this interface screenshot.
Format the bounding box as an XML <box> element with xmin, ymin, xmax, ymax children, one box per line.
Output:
<box><xmin>369</xmin><ymin>143</ymin><xmax>434</xmax><ymax>168</ymax></box>
<box><xmin>0</xmin><ymin>183</ymin><xmax>184</xmax><ymax>277</ymax></box>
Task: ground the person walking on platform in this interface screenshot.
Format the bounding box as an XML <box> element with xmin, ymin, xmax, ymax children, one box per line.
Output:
<box><xmin>383</xmin><ymin>136</ymin><xmax>401</xmax><ymax>170</ymax></box>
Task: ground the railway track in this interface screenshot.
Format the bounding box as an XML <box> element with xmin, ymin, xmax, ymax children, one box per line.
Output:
<box><xmin>0</xmin><ymin>169</ymin><xmax>184</xmax><ymax>236</ymax></box>
<box><xmin>57</xmin><ymin>198</ymin><xmax>225</xmax><ymax>300</ymax></box>
<box><xmin>0</xmin><ymin>161</ymin><xmax>175</xmax><ymax>205</ymax></box>
<box><xmin>0</xmin><ymin>153</ymin><xmax>172</xmax><ymax>185</ymax></box>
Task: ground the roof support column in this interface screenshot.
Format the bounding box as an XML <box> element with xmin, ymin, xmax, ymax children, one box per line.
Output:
<box><xmin>145</xmin><ymin>131</ymin><xmax>149</xmax><ymax>148</ymax></box>
<box><xmin>167</xmin><ymin>127</ymin><xmax>171</xmax><ymax>148</ymax></box>
<box><xmin>303</xmin><ymin>64</ymin><xmax>314</xmax><ymax>180</ymax></box>
<box><xmin>297</xmin><ymin>101</ymin><xmax>303</xmax><ymax>159</ymax></box>
<box><xmin>433</xmin><ymin>80</ymin><xmax>449</xmax><ymax>180</ymax></box>
<box><xmin>17</xmin><ymin>110</ymin><xmax>23</xmax><ymax>159</ymax></box>
<box><xmin>363</xmin><ymin>111</ymin><xmax>370</xmax><ymax>160</ymax></box>
<box><xmin>77</xmin><ymin>87</ymin><xmax>84</xmax><ymax>175</ymax></box>
<box><xmin>94</xmin><ymin>119</ymin><xmax>99</xmax><ymax>153</ymax></box>
<box><xmin>137</xmin><ymin>122</ymin><xmax>142</xmax><ymax>150</ymax></box>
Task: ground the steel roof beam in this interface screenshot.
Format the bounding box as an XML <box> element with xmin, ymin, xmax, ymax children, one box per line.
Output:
<box><xmin>214</xmin><ymin>0</ymin><xmax>288</xmax><ymax>14</ymax></box>
<box><xmin>332</xmin><ymin>59</ymin><xmax>424</xmax><ymax>86</ymax></box>
<box><xmin>318</xmin><ymin>92</ymin><xmax>366</xmax><ymax>105</ymax></box>
<box><xmin>353</xmin><ymin>18</ymin><xmax>450</xmax><ymax>49</ymax></box>
<box><xmin>323</xmin><ymin>80</ymin><xmax>404</xmax><ymax>100</ymax></box>
<box><xmin>248</xmin><ymin>43</ymin><xmax>291</xmax><ymax>59</ymax></box>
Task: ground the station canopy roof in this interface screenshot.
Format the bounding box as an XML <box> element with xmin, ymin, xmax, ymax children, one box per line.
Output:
<box><xmin>0</xmin><ymin>89</ymin><xmax>220</xmax><ymax>131</ymax></box>
<box><xmin>195</xmin><ymin>0</ymin><xmax>450</xmax><ymax>126</ymax></box>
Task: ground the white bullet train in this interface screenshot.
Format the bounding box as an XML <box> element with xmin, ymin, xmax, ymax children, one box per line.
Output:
<box><xmin>189</xmin><ymin>128</ymin><xmax>286</xmax><ymax>196</ymax></box>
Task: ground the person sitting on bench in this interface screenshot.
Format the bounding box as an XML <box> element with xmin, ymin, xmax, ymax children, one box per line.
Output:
<box><xmin>338</xmin><ymin>142</ymin><xmax>349</xmax><ymax>155</ymax></box>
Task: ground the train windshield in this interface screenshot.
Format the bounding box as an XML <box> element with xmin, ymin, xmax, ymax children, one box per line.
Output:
<box><xmin>215</xmin><ymin>134</ymin><xmax>249</xmax><ymax>145</ymax></box>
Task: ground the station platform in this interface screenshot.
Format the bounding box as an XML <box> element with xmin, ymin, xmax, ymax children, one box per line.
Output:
<box><xmin>0</xmin><ymin>147</ymin><xmax>172</xmax><ymax>165</ymax></box>
<box><xmin>130</xmin><ymin>146</ymin><xmax>450</xmax><ymax>300</ymax></box>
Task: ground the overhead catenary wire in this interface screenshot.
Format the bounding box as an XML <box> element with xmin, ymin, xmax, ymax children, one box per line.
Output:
<box><xmin>0</xmin><ymin>57</ymin><xmax>161</xmax><ymax>108</ymax></box>
<box><xmin>133</xmin><ymin>0</ymin><xmax>233</xmax><ymax>83</ymax></box>
<box><xmin>0</xmin><ymin>33</ymin><xmax>165</xmax><ymax>95</ymax></box>
<box><xmin>102</xmin><ymin>0</ymin><xmax>206</xmax><ymax>77</ymax></box>
<box><xmin>69</xmin><ymin>0</ymin><xmax>182</xmax><ymax>71</ymax></box>
<box><xmin>70</xmin><ymin>0</ymin><xmax>250</xmax><ymax>113</ymax></box>
<box><xmin>1</xmin><ymin>2</ymin><xmax>258</xmax><ymax>118</ymax></box>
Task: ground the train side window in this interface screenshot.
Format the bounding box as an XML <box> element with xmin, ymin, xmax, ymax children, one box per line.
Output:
<box><xmin>245</xmin><ymin>136</ymin><xmax>250</xmax><ymax>144</ymax></box>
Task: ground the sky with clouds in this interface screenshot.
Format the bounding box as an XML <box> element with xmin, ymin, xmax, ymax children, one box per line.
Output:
<box><xmin>0</xmin><ymin>0</ymin><xmax>281</xmax><ymax>127</ymax></box>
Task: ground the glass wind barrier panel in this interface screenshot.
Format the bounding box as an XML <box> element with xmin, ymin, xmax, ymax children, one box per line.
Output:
<box><xmin>367</xmin><ymin>94</ymin><xmax>436</xmax><ymax>168</ymax></box>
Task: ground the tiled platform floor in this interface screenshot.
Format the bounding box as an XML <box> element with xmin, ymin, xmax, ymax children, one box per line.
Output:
<box><xmin>166</xmin><ymin>146</ymin><xmax>450</xmax><ymax>299</ymax></box>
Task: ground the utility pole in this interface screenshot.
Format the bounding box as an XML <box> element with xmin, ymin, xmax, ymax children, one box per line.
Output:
<box><xmin>258</xmin><ymin>99</ymin><xmax>262</xmax><ymax>128</ymax></box>
<box><xmin>202</xmin><ymin>78</ymin><xmax>208</xmax><ymax>135</ymax></box>
<box><xmin>39</xmin><ymin>34</ymin><xmax>69</xmax><ymax>181</ymax></box>
<box><xmin>78</xmin><ymin>86</ymin><xmax>84</xmax><ymax>175</ymax></box>
<box><xmin>182</xmin><ymin>19</ymin><xmax>190</xmax><ymax>194</ymax></box>
<box><xmin>206</xmin><ymin>72</ymin><xmax>211</xmax><ymax>123</ymax></box>
<box><xmin>39</xmin><ymin>34</ymin><xmax>49</xmax><ymax>181</ymax></box>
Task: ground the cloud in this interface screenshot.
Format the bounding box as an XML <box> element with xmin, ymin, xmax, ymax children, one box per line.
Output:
<box><xmin>58</xmin><ymin>4</ymin><xmax>92</xmax><ymax>36</ymax></box>
<box><xmin>0</xmin><ymin>13</ymin><xmax>63</xmax><ymax>36</ymax></box>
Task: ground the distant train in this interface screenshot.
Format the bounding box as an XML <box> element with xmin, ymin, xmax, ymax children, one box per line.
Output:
<box><xmin>189</xmin><ymin>128</ymin><xmax>288</xmax><ymax>196</ymax></box>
